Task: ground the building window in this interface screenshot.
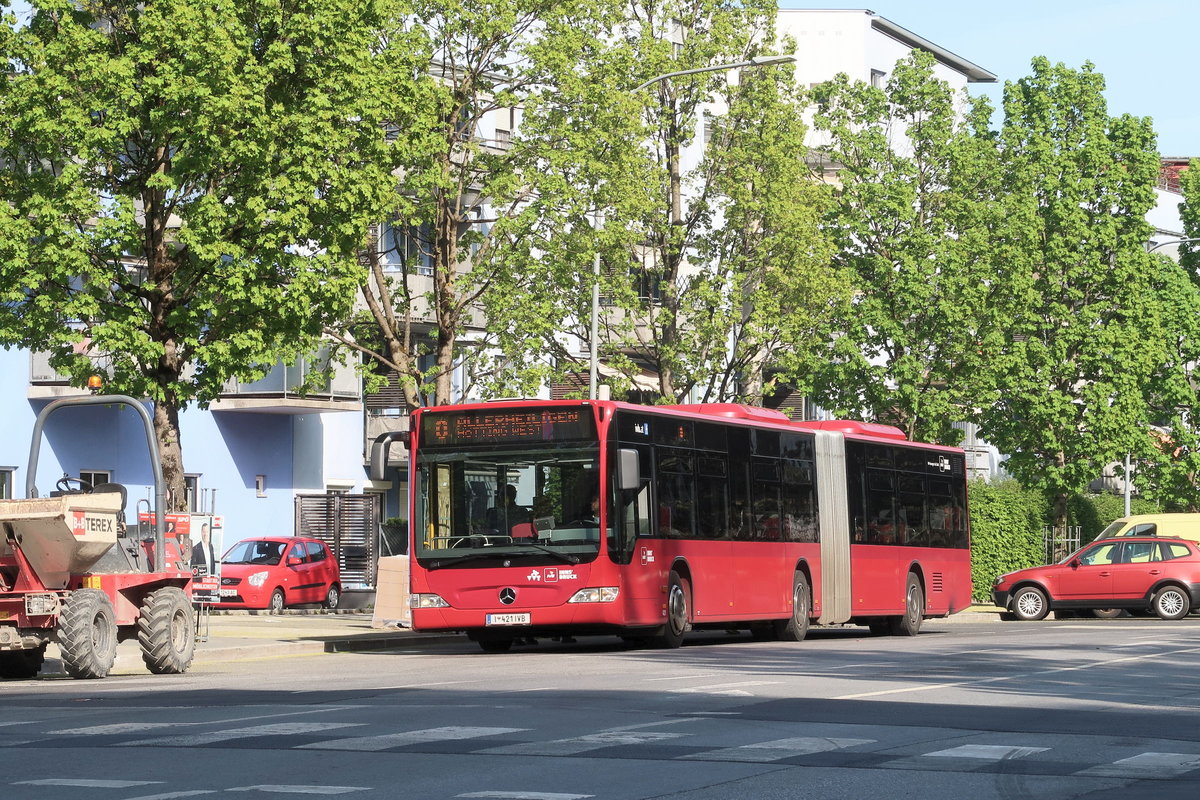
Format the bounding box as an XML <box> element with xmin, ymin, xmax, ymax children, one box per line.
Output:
<box><xmin>381</xmin><ymin>222</ymin><xmax>434</xmax><ymax>276</ymax></box>
<box><xmin>0</xmin><ymin>468</ymin><xmax>13</xmax><ymax>499</ymax></box>
<box><xmin>255</xmin><ymin>474</ymin><xmax>267</xmax><ymax>498</ymax></box>
<box><xmin>870</xmin><ymin>69</ymin><xmax>886</xmax><ymax>88</ymax></box>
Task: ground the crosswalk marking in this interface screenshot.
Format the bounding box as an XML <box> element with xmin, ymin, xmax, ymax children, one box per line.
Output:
<box><xmin>121</xmin><ymin>722</ymin><xmax>362</xmax><ymax>747</ymax></box>
<box><xmin>121</xmin><ymin>792</ymin><xmax>217</xmax><ymax>799</ymax></box>
<box><xmin>14</xmin><ymin>778</ymin><xmax>160</xmax><ymax>788</ymax></box>
<box><xmin>227</xmin><ymin>786</ymin><xmax>369</xmax><ymax>795</ymax></box>
<box><xmin>50</xmin><ymin>722</ymin><xmax>198</xmax><ymax>735</ymax></box>
<box><xmin>457</xmin><ymin>793</ymin><xmax>593</xmax><ymax>800</ymax></box>
<box><xmin>481</xmin><ymin>729</ymin><xmax>690</xmax><ymax>756</ymax></box>
<box><xmin>925</xmin><ymin>745</ymin><xmax>1049</xmax><ymax>760</ymax></box>
<box><xmin>298</xmin><ymin>726</ymin><xmax>527</xmax><ymax>752</ymax></box>
<box><xmin>1078</xmin><ymin>752</ymin><xmax>1200</xmax><ymax>778</ymax></box>
<box><xmin>680</xmin><ymin>736</ymin><xmax>875</xmax><ymax>762</ymax></box>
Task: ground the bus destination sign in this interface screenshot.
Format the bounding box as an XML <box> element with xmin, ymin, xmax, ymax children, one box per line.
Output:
<box><xmin>421</xmin><ymin>407</ymin><xmax>595</xmax><ymax>447</ymax></box>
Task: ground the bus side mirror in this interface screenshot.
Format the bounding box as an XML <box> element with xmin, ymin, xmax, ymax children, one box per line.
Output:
<box><xmin>617</xmin><ymin>448</ymin><xmax>640</xmax><ymax>490</ymax></box>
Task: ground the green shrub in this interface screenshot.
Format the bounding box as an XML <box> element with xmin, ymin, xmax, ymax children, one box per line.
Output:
<box><xmin>968</xmin><ymin>478</ymin><xmax>1044</xmax><ymax>602</ymax></box>
<box><xmin>1068</xmin><ymin>493</ymin><xmax>1162</xmax><ymax>543</ymax></box>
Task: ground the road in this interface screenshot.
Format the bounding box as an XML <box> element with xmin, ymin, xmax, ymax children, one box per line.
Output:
<box><xmin>2</xmin><ymin>615</ymin><xmax>1199</xmax><ymax>800</ymax></box>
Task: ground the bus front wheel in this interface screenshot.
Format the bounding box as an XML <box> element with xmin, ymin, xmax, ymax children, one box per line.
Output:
<box><xmin>659</xmin><ymin>571</ymin><xmax>690</xmax><ymax>648</ymax></box>
<box><xmin>888</xmin><ymin>574</ymin><xmax>924</xmax><ymax>636</ymax></box>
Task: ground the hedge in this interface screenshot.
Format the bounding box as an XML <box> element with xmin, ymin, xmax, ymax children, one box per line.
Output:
<box><xmin>967</xmin><ymin>478</ymin><xmax>1044</xmax><ymax>602</ymax></box>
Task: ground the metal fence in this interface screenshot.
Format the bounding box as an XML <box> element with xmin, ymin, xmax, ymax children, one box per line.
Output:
<box><xmin>1043</xmin><ymin>525</ymin><xmax>1082</xmax><ymax>564</ymax></box>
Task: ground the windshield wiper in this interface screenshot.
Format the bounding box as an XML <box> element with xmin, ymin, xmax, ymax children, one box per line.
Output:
<box><xmin>425</xmin><ymin>553</ymin><xmax>508</xmax><ymax>571</ymax></box>
<box><xmin>425</xmin><ymin>545</ymin><xmax>580</xmax><ymax>570</ymax></box>
<box><xmin>524</xmin><ymin>543</ymin><xmax>580</xmax><ymax>564</ymax></box>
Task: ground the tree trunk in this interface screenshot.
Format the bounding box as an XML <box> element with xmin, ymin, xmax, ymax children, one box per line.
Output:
<box><xmin>153</xmin><ymin>397</ymin><xmax>187</xmax><ymax>513</ymax></box>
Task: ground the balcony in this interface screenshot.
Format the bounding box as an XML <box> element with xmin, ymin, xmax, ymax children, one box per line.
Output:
<box><xmin>30</xmin><ymin>350</ymin><xmax>361</xmax><ymax>415</ymax></box>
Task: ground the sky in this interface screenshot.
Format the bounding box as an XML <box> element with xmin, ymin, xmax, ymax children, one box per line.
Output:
<box><xmin>780</xmin><ymin>2</ymin><xmax>1196</xmax><ymax>156</ymax></box>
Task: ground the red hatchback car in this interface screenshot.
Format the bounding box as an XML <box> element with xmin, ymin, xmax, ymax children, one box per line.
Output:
<box><xmin>215</xmin><ymin>537</ymin><xmax>341</xmax><ymax>613</ymax></box>
<box><xmin>993</xmin><ymin>536</ymin><xmax>1200</xmax><ymax>621</ymax></box>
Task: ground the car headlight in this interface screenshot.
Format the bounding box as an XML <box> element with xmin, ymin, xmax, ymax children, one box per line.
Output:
<box><xmin>247</xmin><ymin>571</ymin><xmax>270</xmax><ymax>587</ymax></box>
<box><xmin>994</xmin><ymin>575</ymin><xmax>1008</xmax><ymax>586</ymax></box>
<box><xmin>410</xmin><ymin>593</ymin><xmax>450</xmax><ymax>609</ymax></box>
<box><xmin>568</xmin><ymin>587</ymin><xmax>619</xmax><ymax>603</ymax></box>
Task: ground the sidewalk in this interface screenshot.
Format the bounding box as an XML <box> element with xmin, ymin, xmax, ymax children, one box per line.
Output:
<box><xmin>41</xmin><ymin>606</ymin><xmax>1003</xmax><ymax>677</ymax></box>
<box><xmin>42</xmin><ymin>611</ymin><xmax>456</xmax><ymax>677</ymax></box>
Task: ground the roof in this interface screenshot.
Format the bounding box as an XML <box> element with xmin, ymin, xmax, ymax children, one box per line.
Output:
<box><xmin>868</xmin><ymin>14</ymin><xmax>997</xmax><ymax>83</ymax></box>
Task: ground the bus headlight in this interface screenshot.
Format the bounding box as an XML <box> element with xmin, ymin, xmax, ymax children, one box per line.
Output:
<box><xmin>247</xmin><ymin>571</ymin><xmax>270</xmax><ymax>587</ymax></box>
<box><xmin>568</xmin><ymin>587</ymin><xmax>619</xmax><ymax>603</ymax></box>
<box><xmin>410</xmin><ymin>593</ymin><xmax>451</xmax><ymax>609</ymax></box>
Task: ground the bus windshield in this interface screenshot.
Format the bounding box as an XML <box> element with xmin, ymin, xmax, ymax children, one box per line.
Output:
<box><xmin>414</xmin><ymin>447</ymin><xmax>605</xmax><ymax>567</ymax></box>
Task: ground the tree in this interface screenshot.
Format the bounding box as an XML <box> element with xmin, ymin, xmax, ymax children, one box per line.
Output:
<box><xmin>324</xmin><ymin>0</ymin><xmax>626</xmax><ymax>410</ymax></box>
<box><xmin>1134</xmin><ymin>164</ymin><xmax>1200</xmax><ymax>510</ymax></box>
<box><xmin>498</xmin><ymin>0</ymin><xmax>840</xmax><ymax>404</ymax></box>
<box><xmin>979</xmin><ymin>57</ymin><xmax>1164</xmax><ymax>529</ymax></box>
<box><xmin>809</xmin><ymin>51</ymin><xmax>1008</xmax><ymax>444</ymax></box>
<box><xmin>0</xmin><ymin>0</ymin><xmax>400</xmax><ymax>507</ymax></box>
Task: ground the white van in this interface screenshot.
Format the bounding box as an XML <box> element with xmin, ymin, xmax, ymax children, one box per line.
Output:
<box><xmin>1098</xmin><ymin>513</ymin><xmax>1200</xmax><ymax>543</ymax></box>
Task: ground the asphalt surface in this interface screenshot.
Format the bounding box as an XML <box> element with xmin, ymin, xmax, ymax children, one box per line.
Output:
<box><xmin>39</xmin><ymin>606</ymin><xmax>1004</xmax><ymax>677</ymax></box>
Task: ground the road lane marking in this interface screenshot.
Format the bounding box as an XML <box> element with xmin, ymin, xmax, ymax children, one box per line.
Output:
<box><xmin>480</xmin><ymin>730</ymin><xmax>691</xmax><ymax>756</ymax></box>
<box><xmin>924</xmin><ymin>745</ymin><xmax>1049</xmax><ymax>760</ymax></box>
<box><xmin>680</xmin><ymin>736</ymin><xmax>875</xmax><ymax>762</ymax></box>
<box><xmin>120</xmin><ymin>722</ymin><xmax>362</xmax><ymax>747</ymax></box>
<box><xmin>669</xmin><ymin>681</ymin><xmax>780</xmax><ymax>697</ymax></box>
<box><xmin>299</xmin><ymin>726</ymin><xmax>527</xmax><ymax>752</ymax></box>
<box><xmin>834</xmin><ymin>644</ymin><xmax>1200</xmax><ymax>699</ymax></box>
<box><xmin>457</xmin><ymin>793</ymin><xmax>593</xmax><ymax>799</ymax></box>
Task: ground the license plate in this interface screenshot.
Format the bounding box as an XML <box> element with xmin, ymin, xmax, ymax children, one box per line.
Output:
<box><xmin>486</xmin><ymin>613</ymin><xmax>530</xmax><ymax>626</ymax></box>
<box><xmin>219</xmin><ymin>588</ymin><xmax>237</xmax><ymax>597</ymax></box>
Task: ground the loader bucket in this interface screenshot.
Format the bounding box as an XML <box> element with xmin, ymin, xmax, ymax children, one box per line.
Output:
<box><xmin>0</xmin><ymin>492</ymin><xmax>123</xmax><ymax>590</ymax></box>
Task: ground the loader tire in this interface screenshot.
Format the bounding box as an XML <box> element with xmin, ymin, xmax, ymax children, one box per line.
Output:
<box><xmin>0</xmin><ymin>644</ymin><xmax>45</xmax><ymax>680</ymax></box>
<box><xmin>138</xmin><ymin>587</ymin><xmax>195</xmax><ymax>675</ymax></box>
<box><xmin>58</xmin><ymin>589</ymin><xmax>118</xmax><ymax>679</ymax></box>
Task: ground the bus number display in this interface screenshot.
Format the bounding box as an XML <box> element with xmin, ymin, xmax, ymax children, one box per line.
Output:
<box><xmin>422</xmin><ymin>408</ymin><xmax>594</xmax><ymax>446</ymax></box>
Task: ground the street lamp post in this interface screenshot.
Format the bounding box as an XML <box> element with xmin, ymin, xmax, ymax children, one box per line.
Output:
<box><xmin>588</xmin><ymin>53</ymin><xmax>797</xmax><ymax>399</ymax></box>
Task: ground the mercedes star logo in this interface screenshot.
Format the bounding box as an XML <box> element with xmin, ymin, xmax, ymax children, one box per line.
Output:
<box><xmin>499</xmin><ymin>588</ymin><xmax>517</xmax><ymax>605</ymax></box>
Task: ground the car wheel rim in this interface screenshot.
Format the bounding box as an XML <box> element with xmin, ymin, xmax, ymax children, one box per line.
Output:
<box><xmin>1017</xmin><ymin>593</ymin><xmax>1041</xmax><ymax>617</ymax></box>
<box><xmin>1160</xmin><ymin>592</ymin><xmax>1183</xmax><ymax>616</ymax></box>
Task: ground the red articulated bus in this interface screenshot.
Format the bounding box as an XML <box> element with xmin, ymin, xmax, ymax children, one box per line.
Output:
<box><xmin>407</xmin><ymin>400</ymin><xmax>971</xmax><ymax>652</ymax></box>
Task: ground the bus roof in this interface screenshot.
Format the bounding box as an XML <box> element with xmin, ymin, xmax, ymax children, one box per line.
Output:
<box><xmin>416</xmin><ymin>399</ymin><xmax>961</xmax><ymax>450</ymax></box>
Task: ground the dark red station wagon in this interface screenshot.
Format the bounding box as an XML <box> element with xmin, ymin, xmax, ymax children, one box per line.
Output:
<box><xmin>993</xmin><ymin>536</ymin><xmax>1200</xmax><ymax>621</ymax></box>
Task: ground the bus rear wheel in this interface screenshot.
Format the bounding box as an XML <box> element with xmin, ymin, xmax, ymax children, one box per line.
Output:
<box><xmin>659</xmin><ymin>571</ymin><xmax>690</xmax><ymax>648</ymax></box>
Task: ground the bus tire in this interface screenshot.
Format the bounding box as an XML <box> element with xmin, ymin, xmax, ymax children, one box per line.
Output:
<box><xmin>478</xmin><ymin>638</ymin><xmax>513</xmax><ymax>653</ymax></box>
<box><xmin>889</xmin><ymin>574</ymin><xmax>923</xmax><ymax>636</ymax></box>
<box><xmin>659</xmin><ymin>571</ymin><xmax>690</xmax><ymax>648</ymax></box>
<box><xmin>773</xmin><ymin>572</ymin><xmax>811</xmax><ymax>642</ymax></box>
